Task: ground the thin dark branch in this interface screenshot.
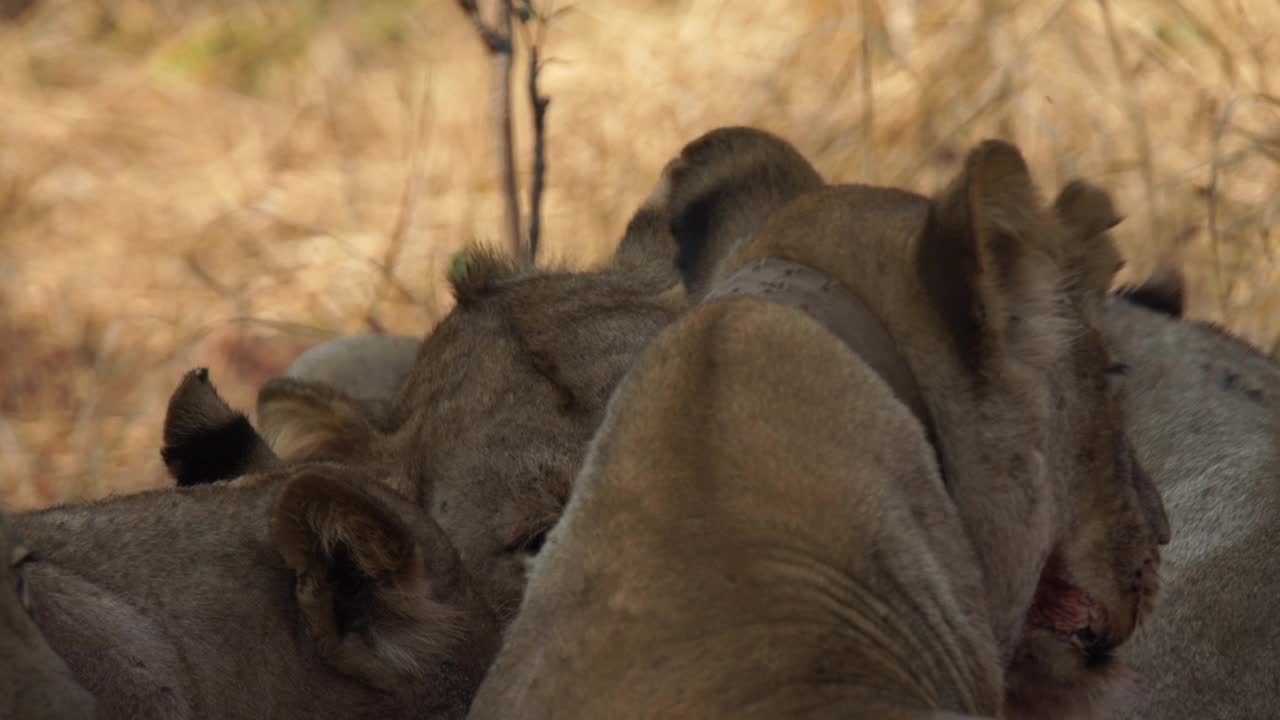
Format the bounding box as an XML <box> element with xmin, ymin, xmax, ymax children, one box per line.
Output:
<box><xmin>183</xmin><ymin>252</ymin><xmax>240</xmax><ymax>302</ymax></box>
<box><xmin>860</xmin><ymin>0</ymin><xmax>875</xmax><ymax>181</ymax></box>
<box><xmin>457</xmin><ymin>0</ymin><xmax>524</xmax><ymax>261</ymax></box>
<box><xmin>526</xmin><ymin>14</ymin><xmax>551</xmax><ymax>262</ymax></box>
<box><xmin>493</xmin><ymin>0</ymin><xmax>523</xmax><ymax>261</ymax></box>
<box><xmin>456</xmin><ymin>0</ymin><xmax>512</xmax><ymax>52</ymax></box>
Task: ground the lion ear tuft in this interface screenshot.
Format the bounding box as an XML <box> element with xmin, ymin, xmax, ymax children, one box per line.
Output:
<box><xmin>448</xmin><ymin>251</ymin><xmax>469</xmax><ymax>285</ymax></box>
<box><xmin>449</xmin><ymin>246</ymin><xmax>523</xmax><ymax>309</ymax></box>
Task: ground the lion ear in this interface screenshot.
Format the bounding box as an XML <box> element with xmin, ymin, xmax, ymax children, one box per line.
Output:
<box><xmin>161</xmin><ymin>368</ymin><xmax>281</xmax><ymax>486</ymax></box>
<box><xmin>1052</xmin><ymin>179</ymin><xmax>1126</xmax><ymax>319</ymax></box>
<box><xmin>614</xmin><ymin>126</ymin><xmax>824</xmax><ymax>298</ymax></box>
<box><xmin>611</xmin><ymin>188</ymin><xmax>682</xmax><ymax>291</ymax></box>
<box><xmin>257</xmin><ymin>378</ymin><xmax>385</xmax><ymax>465</ymax></box>
<box><xmin>271</xmin><ymin>470</ymin><xmax>498</xmax><ymax>688</ymax></box>
<box><xmin>917</xmin><ymin>139</ymin><xmax>1068</xmax><ymax>374</ymax></box>
<box><xmin>610</xmin><ymin>191</ymin><xmax>691</xmax><ymax>304</ymax></box>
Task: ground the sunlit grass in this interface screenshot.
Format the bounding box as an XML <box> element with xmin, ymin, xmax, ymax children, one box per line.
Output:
<box><xmin>0</xmin><ymin>0</ymin><xmax>1276</xmax><ymax>508</ymax></box>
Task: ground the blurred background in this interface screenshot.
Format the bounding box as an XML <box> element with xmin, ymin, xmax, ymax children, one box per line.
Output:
<box><xmin>0</xmin><ymin>0</ymin><xmax>1276</xmax><ymax>509</ymax></box>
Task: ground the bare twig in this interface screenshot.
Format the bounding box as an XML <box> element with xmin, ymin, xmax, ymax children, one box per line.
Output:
<box><xmin>523</xmin><ymin>1</ymin><xmax>553</xmax><ymax>261</ymax></box>
<box><xmin>184</xmin><ymin>252</ymin><xmax>243</xmax><ymax>303</ymax></box>
<box><xmin>457</xmin><ymin>0</ymin><xmax>513</xmax><ymax>53</ymax></box>
<box><xmin>860</xmin><ymin>0</ymin><xmax>876</xmax><ymax>181</ymax></box>
<box><xmin>458</xmin><ymin>0</ymin><xmax>525</xmax><ymax>262</ymax></box>
<box><xmin>493</xmin><ymin>1</ymin><xmax>523</xmax><ymax>262</ymax></box>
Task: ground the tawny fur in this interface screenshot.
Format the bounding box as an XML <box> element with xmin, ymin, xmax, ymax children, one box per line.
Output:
<box><xmin>14</xmin><ymin>465</ymin><xmax>498</xmax><ymax>720</ymax></box>
<box><xmin>257</xmin><ymin>335</ymin><xmax>421</xmax><ymax>465</ymax></box>
<box><xmin>257</xmin><ymin>128</ymin><xmax>1167</xmax><ymax>718</ymax></box>
<box><xmin>469</xmin><ymin>298</ymin><xmax>1004</xmax><ymax>719</ymax></box>
<box><xmin>0</xmin><ymin>508</ymin><xmax>97</xmax><ymax>720</ymax></box>
<box><xmin>632</xmin><ymin>127</ymin><xmax>1167</xmax><ymax>719</ymax></box>
<box><xmin>642</xmin><ymin>126</ymin><xmax>826</xmax><ymax>298</ymax></box>
<box><xmin>257</xmin><ymin>240</ymin><xmax>687</xmax><ymax>624</ymax></box>
<box><xmin>1103</xmin><ymin>286</ymin><xmax>1280</xmax><ymax>719</ymax></box>
<box><xmin>291</xmin><ymin>282</ymin><xmax>1264</xmax><ymax>720</ymax></box>
<box><xmin>258</xmin><ymin>377</ymin><xmax>389</xmax><ymax>466</ymax></box>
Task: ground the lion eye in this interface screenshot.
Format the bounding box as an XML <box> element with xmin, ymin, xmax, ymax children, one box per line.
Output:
<box><xmin>503</xmin><ymin>527</ymin><xmax>551</xmax><ymax>557</ymax></box>
<box><xmin>522</xmin><ymin>528</ymin><xmax>549</xmax><ymax>555</ymax></box>
<box><xmin>1104</xmin><ymin>362</ymin><xmax>1130</xmax><ymax>377</ymax></box>
<box><xmin>1103</xmin><ymin>362</ymin><xmax>1130</xmax><ymax>398</ymax></box>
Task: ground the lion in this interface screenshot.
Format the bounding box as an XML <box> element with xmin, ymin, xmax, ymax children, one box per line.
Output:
<box><xmin>602</xmin><ymin>127</ymin><xmax>1168</xmax><ymax>718</ymax></box>
<box><xmin>253</xmin><ymin>335</ymin><xmax>422</xmax><ymax>467</ymax></box>
<box><xmin>470</xmin><ymin>130</ymin><xmax>1162</xmax><ymax>716</ymax></box>
<box><xmin>254</xmin><ymin>127</ymin><xmax>1165</xmax><ymax>715</ymax></box>
<box><xmin>13</xmin><ymin>369</ymin><xmax>499</xmax><ymax>720</ymax></box>
<box><xmin>274</xmin><ymin>333</ymin><xmax>421</xmax><ymax>439</ymax></box>
<box><xmin>257</xmin><ymin>239</ymin><xmax>687</xmax><ymax>622</ymax></box>
<box><xmin>1101</xmin><ymin>271</ymin><xmax>1280</xmax><ymax>718</ymax></box>
<box><xmin>0</xmin><ymin>508</ymin><xmax>97</xmax><ymax>720</ymax></box>
<box><xmin>469</xmin><ymin>293</ymin><xmax>1007</xmax><ymax>718</ymax></box>
<box><xmin>274</xmin><ymin>265</ymin><xmax>1270</xmax><ymax>718</ymax></box>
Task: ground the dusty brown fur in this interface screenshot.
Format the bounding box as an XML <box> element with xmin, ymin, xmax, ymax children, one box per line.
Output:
<box><xmin>264</xmin><ymin>129</ymin><xmax>1167</xmax><ymax>718</ymax></box>
<box><xmin>630</xmin><ymin>127</ymin><xmax>1167</xmax><ymax>718</ymax></box>
<box><xmin>1050</xmin><ymin>180</ymin><xmax>1124</xmax><ymax>324</ymax></box>
<box><xmin>1102</xmin><ymin>286</ymin><xmax>1279</xmax><ymax>719</ymax></box>
<box><xmin>14</xmin><ymin>464</ymin><xmax>498</xmax><ymax>720</ymax></box>
<box><xmin>0</xmin><ymin>508</ymin><xmax>96</xmax><ymax>720</ymax></box>
<box><xmin>390</xmin><ymin>246</ymin><xmax>686</xmax><ymax>621</ymax></box>
<box><xmin>258</xmin><ymin>240</ymin><xmax>686</xmax><ymax>623</ymax></box>
<box><xmin>469</xmin><ymin>298</ymin><xmax>1004</xmax><ymax>719</ymax></box>
<box><xmin>253</xmin><ymin>335</ymin><xmax>420</xmax><ymax>467</ymax></box>
<box><xmin>636</xmin><ymin>125</ymin><xmax>826</xmax><ymax>299</ymax></box>
<box><xmin>258</xmin><ymin>377</ymin><xmax>390</xmax><ymax>465</ymax></box>
<box><xmin>257</xmin><ymin>335</ymin><xmax>420</xmax><ymax>466</ymax></box>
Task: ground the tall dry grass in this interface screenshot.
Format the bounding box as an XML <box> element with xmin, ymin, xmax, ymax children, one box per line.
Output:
<box><xmin>0</xmin><ymin>0</ymin><xmax>1276</xmax><ymax>509</ymax></box>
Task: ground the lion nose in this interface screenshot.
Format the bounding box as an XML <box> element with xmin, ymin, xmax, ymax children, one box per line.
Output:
<box><xmin>1073</xmin><ymin>626</ymin><xmax>1117</xmax><ymax>669</ymax></box>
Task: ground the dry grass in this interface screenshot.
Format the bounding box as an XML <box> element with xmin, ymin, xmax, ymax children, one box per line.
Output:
<box><xmin>1</xmin><ymin>0</ymin><xmax>1277</xmax><ymax>509</ymax></box>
